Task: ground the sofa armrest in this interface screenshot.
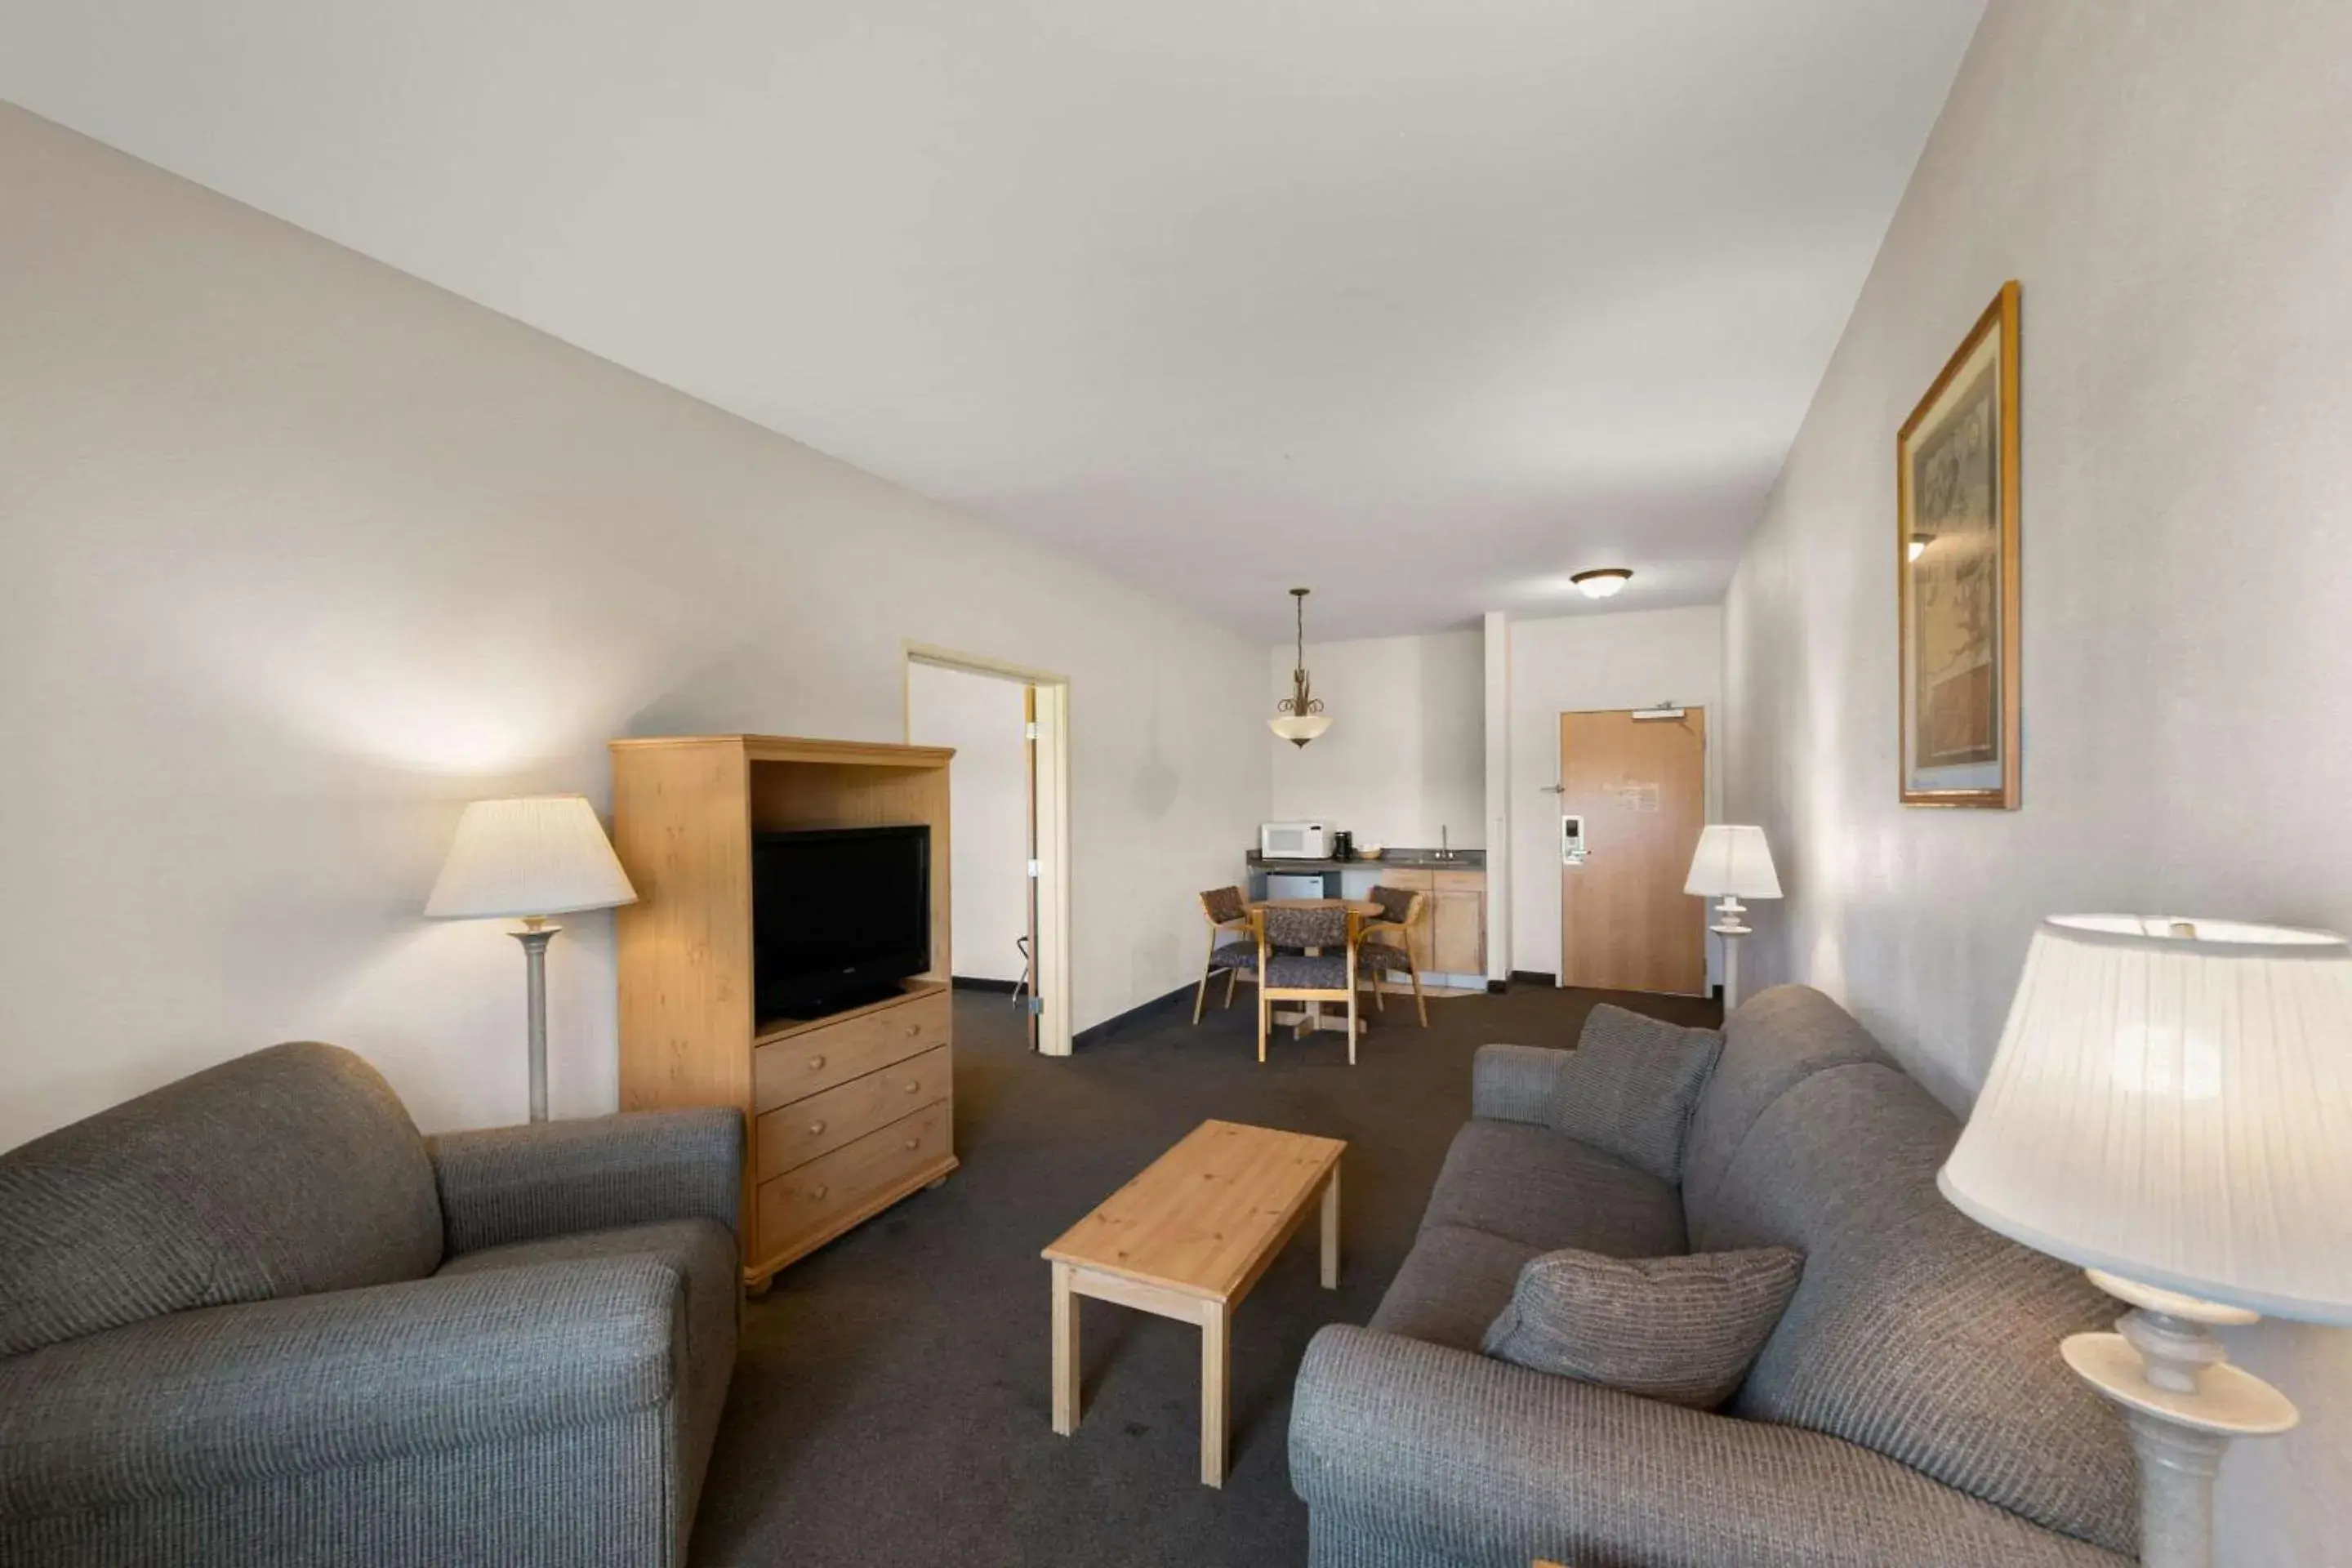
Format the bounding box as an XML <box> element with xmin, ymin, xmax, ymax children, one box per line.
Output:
<box><xmin>0</xmin><ymin>1258</ymin><xmax>683</xmax><ymax>1521</ymax></box>
<box><xmin>1470</xmin><ymin>1043</ymin><xmax>1574</xmax><ymax>1125</ymax></box>
<box><xmin>428</xmin><ymin>1107</ymin><xmax>742</xmax><ymax>1254</ymax></box>
<box><xmin>1289</xmin><ymin>1326</ymin><xmax>2130</xmax><ymax>1568</ymax></box>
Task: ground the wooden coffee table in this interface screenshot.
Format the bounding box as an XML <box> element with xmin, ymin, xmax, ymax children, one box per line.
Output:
<box><xmin>1043</xmin><ymin>1119</ymin><xmax>1346</xmax><ymax>1486</ymax></box>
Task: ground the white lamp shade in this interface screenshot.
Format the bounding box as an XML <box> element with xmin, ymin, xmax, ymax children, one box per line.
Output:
<box><xmin>1940</xmin><ymin>915</ymin><xmax>2352</xmax><ymax>1325</ymax></box>
<box><xmin>425</xmin><ymin>795</ymin><xmax>638</xmax><ymax>920</ymax></box>
<box><xmin>1683</xmin><ymin>825</ymin><xmax>1781</xmax><ymax>899</ymax></box>
<box><xmin>1269</xmin><ymin>713</ymin><xmax>1334</xmax><ymax>745</ymax></box>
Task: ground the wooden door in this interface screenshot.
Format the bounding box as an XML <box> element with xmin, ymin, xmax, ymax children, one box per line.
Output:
<box><xmin>1558</xmin><ymin>709</ymin><xmax>1706</xmax><ymax>994</ymax></box>
<box><xmin>1022</xmin><ymin>685</ymin><xmax>1039</xmax><ymax>1051</ymax></box>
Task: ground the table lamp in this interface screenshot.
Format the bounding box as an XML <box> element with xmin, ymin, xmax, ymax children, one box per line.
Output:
<box><xmin>425</xmin><ymin>795</ymin><xmax>637</xmax><ymax>1121</ymax></box>
<box><xmin>1940</xmin><ymin>915</ymin><xmax>2352</xmax><ymax>1568</ymax></box>
<box><xmin>1682</xmin><ymin>825</ymin><xmax>1780</xmax><ymax>1010</ymax></box>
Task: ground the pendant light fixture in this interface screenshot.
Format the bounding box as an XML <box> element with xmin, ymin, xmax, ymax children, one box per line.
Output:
<box><xmin>1270</xmin><ymin>587</ymin><xmax>1333</xmax><ymax>747</ymax></box>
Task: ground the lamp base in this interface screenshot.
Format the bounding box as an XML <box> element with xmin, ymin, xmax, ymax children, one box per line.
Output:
<box><xmin>2065</xmin><ymin>1272</ymin><xmax>2298</xmax><ymax>1568</ymax></box>
<box><xmin>511</xmin><ymin>920</ymin><xmax>560</xmax><ymax>1123</ymax></box>
<box><xmin>1709</xmin><ymin>897</ymin><xmax>1751</xmax><ymax>1011</ymax></box>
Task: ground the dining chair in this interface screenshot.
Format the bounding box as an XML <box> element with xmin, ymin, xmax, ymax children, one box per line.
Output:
<box><xmin>1356</xmin><ymin>885</ymin><xmax>1428</xmax><ymax>1027</ymax></box>
<box><xmin>1193</xmin><ymin>885</ymin><xmax>1257</xmax><ymax>1024</ymax></box>
<box><xmin>1257</xmin><ymin>904</ymin><xmax>1358</xmax><ymax>1065</ymax></box>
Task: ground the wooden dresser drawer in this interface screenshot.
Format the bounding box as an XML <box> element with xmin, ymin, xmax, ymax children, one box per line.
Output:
<box><xmin>757</xmin><ymin>1045</ymin><xmax>951</xmax><ymax>1174</ymax></box>
<box><xmin>1434</xmin><ymin>869</ymin><xmax>1486</xmax><ymax>892</ymax></box>
<box><xmin>753</xmin><ymin>987</ymin><xmax>950</xmax><ymax>1111</ymax></box>
<box><xmin>756</xmin><ymin>1101</ymin><xmax>952</xmax><ymax>1260</ymax></box>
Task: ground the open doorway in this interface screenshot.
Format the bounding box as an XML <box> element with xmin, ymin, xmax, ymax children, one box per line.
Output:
<box><xmin>904</xmin><ymin>645</ymin><xmax>1074</xmax><ymax>1056</ymax></box>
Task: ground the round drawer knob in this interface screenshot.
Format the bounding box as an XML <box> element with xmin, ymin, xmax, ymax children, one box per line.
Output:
<box><xmin>903</xmin><ymin>1137</ymin><xmax>919</xmax><ymax>1151</ymax></box>
<box><xmin>905</xmin><ymin>1023</ymin><xmax>921</xmax><ymax>1036</ymax></box>
<box><xmin>808</xmin><ymin>1184</ymin><xmax>829</xmax><ymax>1200</ymax></box>
<box><xmin>806</xmin><ymin>1054</ymin><xmax>825</xmax><ymax>1071</ymax></box>
<box><xmin>807</xmin><ymin>1120</ymin><xmax>826</xmax><ymax>1135</ymax></box>
<box><xmin>903</xmin><ymin>1080</ymin><xmax>920</xmax><ymax>1094</ymax></box>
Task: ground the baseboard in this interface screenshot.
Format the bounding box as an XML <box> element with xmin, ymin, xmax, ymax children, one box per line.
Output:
<box><xmin>950</xmin><ymin>975</ymin><xmax>1021</xmax><ymax>993</ymax></box>
<box><xmin>1486</xmin><ymin>978</ymin><xmax>1507</xmax><ymax>994</ymax></box>
<box><xmin>1071</xmin><ymin>982</ymin><xmax>1195</xmax><ymax>1049</ymax></box>
<box><xmin>1509</xmin><ymin>969</ymin><xmax>1558</xmax><ymax>987</ymax></box>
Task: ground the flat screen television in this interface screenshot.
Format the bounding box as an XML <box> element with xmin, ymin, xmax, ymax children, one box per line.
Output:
<box><xmin>753</xmin><ymin>825</ymin><xmax>931</xmax><ymax>1021</ymax></box>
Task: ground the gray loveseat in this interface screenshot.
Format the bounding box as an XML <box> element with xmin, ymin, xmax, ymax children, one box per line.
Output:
<box><xmin>0</xmin><ymin>1041</ymin><xmax>742</xmax><ymax>1567</ymax></box>
<box><xmin>1291</xmin><ymin>986</ymin><xmax>2139</xmax><ymax>1568</ymax></box>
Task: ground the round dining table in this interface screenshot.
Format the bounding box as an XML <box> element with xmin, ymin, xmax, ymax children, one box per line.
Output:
<box><xmin>1247</xmin><ymin>898</ymin><xmax>1383</xmax><ymax>1036</ymax></box>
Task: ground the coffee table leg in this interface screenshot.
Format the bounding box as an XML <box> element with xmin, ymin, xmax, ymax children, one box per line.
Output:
<box><xmin>1051</xmin><ymin>1262</ymin><xmax>1080</xmax><ymax>1436</ymax></box>
<box><xmin>1200</xmin><ymin>1301</ymin><xmax>1230</xmax><ymax>1487</ymax></box>
<box><xmin>1320</xmin><ymin>1165</ymin><xmax>1341</xmax><ymax>1289</ymax></box>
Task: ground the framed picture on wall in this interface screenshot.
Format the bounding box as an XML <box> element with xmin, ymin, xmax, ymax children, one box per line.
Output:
<box><xmin>1898</xmin><ymin>280</ymin><xmax>2020</xmax><ymax>808</ymax></box>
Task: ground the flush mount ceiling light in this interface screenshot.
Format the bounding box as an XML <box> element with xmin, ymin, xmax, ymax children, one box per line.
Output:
<box><xmin>1269</xmin><ymin>587</ymin><xmax>1332</xmax><ymax>747</ymax></box>
<box><xmin>1909</xmin><ymin>531</ymin><xmax>1934</xmax><ymax>562</ymax></box>
<box><xmin>1570</xmin><ymin>568</ymin><xmax>1634</xmax><ymax>599</ymax></box>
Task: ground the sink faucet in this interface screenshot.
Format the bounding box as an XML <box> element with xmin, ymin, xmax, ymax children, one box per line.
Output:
<box><xmin>1440</xmin><ymin>826</ymin><xmax>1450</xmax><ymax>861</ymax></box>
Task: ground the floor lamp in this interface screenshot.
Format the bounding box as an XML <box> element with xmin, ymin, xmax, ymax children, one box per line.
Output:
<box><xmin>426</xmin><ymin>795</ymin><xmax>638</xmax><ymax>1122</ymax></box>
<box><xmin>1682</xmin><ymin>825</ymin><xmax>1780</xmax><ymax>1011</ymax></box>
<box><xmin>1941</xmin><ymin>915</ymin><xmax>2352</xmax><ymax>1568</ymax></box>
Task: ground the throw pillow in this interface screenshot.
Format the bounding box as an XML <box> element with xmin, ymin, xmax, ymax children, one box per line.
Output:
<box><xmin>1548</xmin><ymin>1004</ymin><xmax>1722</xmax><ymax>1183</ymax></box>
<box><xmin>1483</xmin><ymin>1245</ymin><xmax>1803</xmax><ymax>1408</ymax></box>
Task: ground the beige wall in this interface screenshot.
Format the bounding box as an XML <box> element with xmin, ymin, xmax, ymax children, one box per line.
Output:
<box><xmin>0</xmin><ymin>105</ymin><xmax>1269</xmax><ymax>1147</ymax></box>
<box><xmin>907</xmin><ymin>663</ymin><xmax>1031</xmax><ymax>984</ymax></box>
<box><xmin>1267</xmin><ymin>630</ymin><xmax>1486</xmax><ymax>852</ymax></box>
<box><xmin>1720</xmin><ymin>3</ymin><xmax>2352</xmax><ymax>1557</ymax></box>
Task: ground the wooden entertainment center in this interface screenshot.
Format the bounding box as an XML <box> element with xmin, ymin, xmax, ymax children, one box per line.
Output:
<box><xmin>608</xmin><ymin>734</ymin><xmax>958</xmax><ymax>1291</ymax></box>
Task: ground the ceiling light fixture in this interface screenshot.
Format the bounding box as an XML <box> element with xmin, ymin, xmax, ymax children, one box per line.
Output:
<box><xmin>1269</xmin><ymin>587</ymin><xmax>1332</xmax><ymax>748</ymax></box>
<box><xmin>1570</xmin><ymin>568</ymin><xmax>1634</xmax><ymax>599</ymax></box>
<box><xmin>1909</xmin><ymin>532</ymin><xmax>1933</xmax><ymax>562</ymax></box>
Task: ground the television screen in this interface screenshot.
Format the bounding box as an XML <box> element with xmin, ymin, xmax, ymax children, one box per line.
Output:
<box><xmin>753</xmin><ymin>825</ymin><xmax>931</xmax><ymax>1021</ymax></box>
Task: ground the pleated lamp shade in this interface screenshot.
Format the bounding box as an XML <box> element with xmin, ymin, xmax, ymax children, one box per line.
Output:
<box><xmin>1940</xmin><ymin>915</ymin><xmax>2352</xmax><ymax>1325</ymax></box>
<box><xmin>425</xmin><ymin>795</ymin><xmax>638</xmax><ymax>920</ymax></box>
<box><xmin>1682</xmin><ymin>825</ymin><xmax>1782</xmax><ymax>900</ymax></box>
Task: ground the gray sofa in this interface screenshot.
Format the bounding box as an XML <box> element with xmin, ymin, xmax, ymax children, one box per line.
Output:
<box><xmin>0</xmin><ymin>1041</ymin><xmax>742</xmax><ymax>1567</ymax></box>
<box><xmin>1291</xmin><ymin>986</ymin><xmax>2140</xmax><ymax>1568</ymax></box>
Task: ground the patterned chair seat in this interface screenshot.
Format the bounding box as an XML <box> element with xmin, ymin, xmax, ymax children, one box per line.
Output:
<box><xmin>1266</xmin><ymin>952</ymin><xmax>1348</xmax><ymax>990</ymax></box>
<box><xmin>1358</xmin><ymin>938</ymin><xmax>1413</xmax><ymax>975</ymax></box>
<box><xmin>1212</xmin><ymin>942</ymin><xmax>1259</xmax><ymax>972</ymax></box>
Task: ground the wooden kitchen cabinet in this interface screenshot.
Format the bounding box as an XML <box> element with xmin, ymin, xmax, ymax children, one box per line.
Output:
<box><xmin>1432</xmin><ymin>871</ymin><xmax>1486</xmax><ymax>975</ymax></box>
<box><xmin>1379</xmin><ymin>866</ymin><xmax>1486</xmax><ymax>978</ymax></box>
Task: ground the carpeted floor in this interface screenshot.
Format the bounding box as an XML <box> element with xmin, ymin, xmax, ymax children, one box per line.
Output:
<box><xmin>689</xmin><ymin>978</ymin><xmax>1719</xmax><ymax>1568</ymax></box>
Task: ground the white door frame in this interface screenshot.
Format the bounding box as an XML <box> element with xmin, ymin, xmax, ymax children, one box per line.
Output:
<box><xmin>904</xmin><ymin>644</ymin><xmax>1075</xmax><ymax>1058</ymax></box>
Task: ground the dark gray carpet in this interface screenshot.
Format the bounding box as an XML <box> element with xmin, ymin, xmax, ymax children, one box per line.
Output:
<box><xmin>689</xmin><ymin>979</ymin><xmax>1719</xmax><ymax>1568</ymax></box>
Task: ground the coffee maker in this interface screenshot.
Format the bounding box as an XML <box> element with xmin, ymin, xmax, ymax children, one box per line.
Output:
<box><xmin>1331</xmin><ymin>830</ymin><xmax>1354</xmax><ymax>862</ymax></box>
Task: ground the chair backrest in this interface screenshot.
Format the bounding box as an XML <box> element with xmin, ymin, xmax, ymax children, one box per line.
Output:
<box><xmin>1262</xmin><ymin>903</ymin><xmax>1349</xmax><ymax>950</ymax></box>
<box><xmin>0</xmin><ymin>1041</ymin><xmax>446</xmax><ymax>1358</ymax></box>
<box><xmin>1367</xmin><ymin>885</ymin><xmax>1420</xmax><ymax>925</ymax></box>
<box><xmin>1683</xmin><ymin>986</ymin><xmax>2137</xmax><ymax>1557</ymax></box>
<box><xmin>1200</xmin><ymin>885</ymin><xmax>1247</xmax><ymax>924</ymax></box>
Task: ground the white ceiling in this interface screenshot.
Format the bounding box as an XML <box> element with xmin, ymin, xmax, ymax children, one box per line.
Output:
<box><xmin>0</xmin><ymin>0</ymin><xmax>1982</xmax><ymax>641</ymax></box>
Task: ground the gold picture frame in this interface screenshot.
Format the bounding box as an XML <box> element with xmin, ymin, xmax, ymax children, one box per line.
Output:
<box><xmin>1898</xmin><ymin>281</ymin><xmax>2020</xmax><ymax>808</ymax></box>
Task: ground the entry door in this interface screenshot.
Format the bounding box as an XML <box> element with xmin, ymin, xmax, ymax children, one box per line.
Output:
<box><xmin>1023</xmin><ymin>685</ymin><xmax>1040</xmax><ymax>1052</ymax></box>
<box><xmin>1557</xmin><ymin>708</ymin><xmax>1706</xmax><ymax>994</ymax></box>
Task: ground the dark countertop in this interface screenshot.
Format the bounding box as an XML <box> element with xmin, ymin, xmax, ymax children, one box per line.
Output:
<box><xmin>1246</xmin><ymin>848</ymin><xmax>1486</xmax><ymax>872</ymax></box>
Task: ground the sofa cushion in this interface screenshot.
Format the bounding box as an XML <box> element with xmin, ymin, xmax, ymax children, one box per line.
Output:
<box><xmin>1367</xmin><ymin>1223</ymin><xmax>1540</xmax><ymax>1352</ymax></box>
<box><xmin>1481</xmin><ymin>1245</ymin><xmax>1803</xmax><ymax>1408</ymax></box>
<box><xmin>1421</xmin><ymin>1120</ymin><xmax>1686</xmax><ymax>1257</ymax></box>
<box><xmin>1700</xmin><ymin>1059</ymin><xmax>2137</xmax><ymax>1557</ymax></box>
<box><xmin>1549</xmin><ymin>1004</ymin><xmax>1723</xmax><ymax>1183</ymax></box>
<box><xmin>0</xmin><ymin>1042</ymin><xmax>443</xmax><ymax>1358</ymax></box>
<box><xmin>1680</xmin><ymin>985</ymin><xmax>1889</xmax><ymax>1237</ymax></box>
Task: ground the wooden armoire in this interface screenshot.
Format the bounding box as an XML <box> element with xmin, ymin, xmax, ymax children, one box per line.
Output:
<box><xmin>609</xmin><ymin>735</ymin><xmax>958</xmax><ymax>1291</ymax></box>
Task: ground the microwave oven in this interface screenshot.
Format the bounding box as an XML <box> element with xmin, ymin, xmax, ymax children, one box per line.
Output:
<box><xmin>1260</xmin><ymin>822</ymin><xmax>1334</xmax><ymax>859</ymax></box>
